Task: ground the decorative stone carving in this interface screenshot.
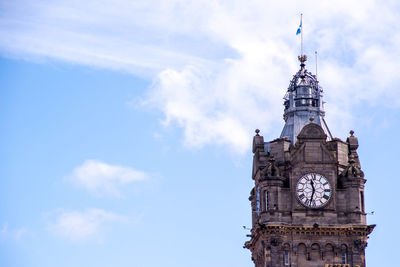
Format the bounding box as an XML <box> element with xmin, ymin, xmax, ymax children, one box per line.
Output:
<box><xmin>340</xmin><ymin>155</ymin><xmax>364</xmax><ymax>178</ymax></box>
<box><xmin>260</xmin><ymin>155</ymin><xmax>280</xmax><ymax>177</ymax></box>
<box><xmin>354</xmin><ymin>239</ymin><xmax>368</xmax><ymax>251</ymax></box>
<box><xmin>270</xmin><ymin>238</ymin><xmax>280</xmax><ymax>246</ymax></box>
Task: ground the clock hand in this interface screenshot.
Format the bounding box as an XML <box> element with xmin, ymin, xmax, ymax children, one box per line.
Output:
<box><xmin>310</xmin><ymin>180</ymin><xmax>315</xmax><ymax>202</ymax></box>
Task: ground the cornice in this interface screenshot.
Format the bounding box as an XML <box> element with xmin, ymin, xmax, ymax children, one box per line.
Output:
<box><xmin>245</xmin><ymin>223</ymin><xmax>375</xmax><ymax>249</ymax></box>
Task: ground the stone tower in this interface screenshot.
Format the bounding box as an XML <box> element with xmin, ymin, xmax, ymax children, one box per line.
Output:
<box><xmin>245</xmin><ymin>55</ymin><xmax>375</xmax><ymax>267</ymax></box>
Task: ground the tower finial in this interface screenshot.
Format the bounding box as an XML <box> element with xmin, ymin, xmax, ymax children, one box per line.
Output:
<box><xmin>298</xmin><ymin>55</ymin><xmax>307</xmax><ymax>63</ymax></box>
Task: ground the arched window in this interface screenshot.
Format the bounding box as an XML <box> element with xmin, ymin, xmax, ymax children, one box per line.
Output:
<box><xmin>284</xmin><ymin>251</ymin><xmax>290</xmax><ymax>266</ymax></box>
<box><xmin>256</xmin><ymin>185</ymin><xmax>260</xmax><ymax>216</ymax></box>
<box><xmin>324</xmin><ymin>244</ymin><xmax>334</xmax><ymax>263</ymax></box>
<box><xmin>311</xmin><ymin>243</ymin><xmax>321</xmax><ymax>261</ymax></box>
<box><xmin>283</xmin><ymin>243</ymin><xmax>290</xmax><ymax>266</ymax></box>
<box><xmin>360</xmin><ymin>191</ymin><xmax>365</xmax><ymax>212</ymax></box>
<box><xmin>265</xmin><ymin>191</ymin><xmax>269</xmax><ymax>211</ymax></box>
<box><xmin>341</xmin><ymin>244</ymin><xmax>348</xmax><ymax>264</ymax></box>
<box><xmin>297</xmin><ymin>243</ymin><xmax>307</xmax><ymax>264</ymax></box>
<box><xmin>341</xmin><ymin>251</ymin><xmax>347</xmax><ymax>264</ymax></box>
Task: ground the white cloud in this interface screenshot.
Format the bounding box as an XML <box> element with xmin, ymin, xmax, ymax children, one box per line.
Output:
<box><xmin>2</xmin><ymin>0</ymin><xmax>400</xmax><ymax>153</ymax></box>
<box><xmin>67</xmin><ymin>160</ymin><xmax>147</xmax><ymax>197</ymax></box>
<box><xmin>0</xmin><ymin>222</ymin><xmax>26</xmax><ymax>242</ymax></box>
<box><xmin>48</xmin><ymin>209</ymin><xmax>124</xmax><ymax>241</ymax></box>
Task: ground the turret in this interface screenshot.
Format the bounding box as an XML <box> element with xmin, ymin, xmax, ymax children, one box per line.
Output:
<box><xmin>280</xmin><ymin>55</ymin><xmax>332</xmax><ymax>144</ymax></box>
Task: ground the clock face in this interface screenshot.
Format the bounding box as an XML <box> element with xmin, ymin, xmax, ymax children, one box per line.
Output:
<box><xmin>296</xmin><ymin>173</ymin><xmax>331</xmax><ymax>208</ymax></box>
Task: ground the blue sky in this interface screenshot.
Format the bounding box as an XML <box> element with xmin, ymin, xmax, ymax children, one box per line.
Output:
<box><xmin>1</xmin><ymin>1</ymin><xmax>400</xmax><ymax>266</ymax></box>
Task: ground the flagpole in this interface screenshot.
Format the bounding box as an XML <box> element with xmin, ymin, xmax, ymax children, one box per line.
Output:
<box><xmin>300</xmin><ymin>13</ymin><xmax>303</xmax><ymax>56</ymax></box>
<box><xmin>315</xmin><ymin>51</ymin><xmax>318</xmax><ymax>79</ymax></box>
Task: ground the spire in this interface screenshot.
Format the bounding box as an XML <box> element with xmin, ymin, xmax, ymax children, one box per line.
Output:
<box><xmin>280</xmin><ymin>55</ymin><xmax>332</xmax><ymax>144</ymax></box>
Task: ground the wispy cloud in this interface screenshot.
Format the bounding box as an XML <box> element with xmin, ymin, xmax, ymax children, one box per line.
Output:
<box><xmin>67</xmin><ymin>160</ymin><xmax>147</xmax><ymax>197</ymax></box>
<box><xmin>48</xmin><ymin>209</ymin><xmax>124</xmax><ymax>242</ymax></box>
<box><xmin>0</xmin><ymin>222</ymin><xmax>26</xmax><ymax>242</ymax></box>
<box><xmin>2</xmin><ymin>0</ymin><xmax>400</xmax><ymax>153</ymax></box>
<box><xmin>0</xmin><ymin>1</ymin><xmax>216</xmax><ymax>76</ymax></box>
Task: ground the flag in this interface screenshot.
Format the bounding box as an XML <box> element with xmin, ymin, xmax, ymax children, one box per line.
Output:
<box><xmin>296</xmin><ymin>20</ymin><xmax>302</xmax><ymax>35</ymax></box>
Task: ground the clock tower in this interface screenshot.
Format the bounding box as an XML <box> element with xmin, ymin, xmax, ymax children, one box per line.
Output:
<box><xmin>245</xmin><ymin>55</ymin><xmax>375</xmax><ymax>267</ymax></box>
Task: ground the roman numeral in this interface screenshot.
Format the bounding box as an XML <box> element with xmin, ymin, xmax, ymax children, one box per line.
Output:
<box><xmin>299</xmin><ymin>194</ymin><xmax>305</xmax><ymax>200</ymax></box>
<box><xmin>311</xmin><ymin>200</ymin><xmax>316</xmax><ymax>207</ymax></box>
<box><xmin>323</xmin><ymin>194</ymin><xmax>330</xmax><ymax>200</ymax></box>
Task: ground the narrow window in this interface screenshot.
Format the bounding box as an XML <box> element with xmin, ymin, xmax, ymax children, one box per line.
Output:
<box><xmin>265</xmin><ymin>191</ymin><xmax>269</xmax><ymax>211</ymax></box>
<box><xmin>284</xmin><ymin>251</ymin><xmax>290</xmax><ymax>266</ymax></box>
<box><xmin>360</xmin><ymin>191</ymin><xmax>365</xmax><ymax>213</ymax></box>
<box><xmin>256</xmin><ymin>185</ymin><xmax>260</xmax><ymax>216</ymax></box>
<box><xmin>341</xmin><ymin>252</ymin><xmax>347</xmax><ymax>264</ymax></box>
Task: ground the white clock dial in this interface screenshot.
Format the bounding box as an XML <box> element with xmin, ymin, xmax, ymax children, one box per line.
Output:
<box><xmin>296</xmin><ymin>173</ymin><xmax>331</xmax><ymax>208</ymax></box>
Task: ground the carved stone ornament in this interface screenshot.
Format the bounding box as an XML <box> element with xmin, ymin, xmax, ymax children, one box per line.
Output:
<box><xmin>270</xmin><ymin>238</ymin><xmax>280</xmax><ymax>246</ymax></box>
<box><xmin>260</xmin><ymin>155</ymin><xmax>280</xmax><ymax>177</ymax></box>
<box><xmin>354</xmin><ymin>239</ymin><xmax>368</xmax><ymax>251</ymax></box>
<box><xmin>340</xmin><ymin>155</ymin><xmax>364</xmax><ymax>178</ymax></box>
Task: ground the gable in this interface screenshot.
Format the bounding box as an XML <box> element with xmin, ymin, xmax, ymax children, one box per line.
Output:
<box><xmin>290</xmin><ymin>123</ymin><xmax>336</xmax><ymax>164</ymax></box>
<box><xmin>297</xmin><ymin>122</ymin><xmax>327</xmax><ymax>141</ymax></box>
